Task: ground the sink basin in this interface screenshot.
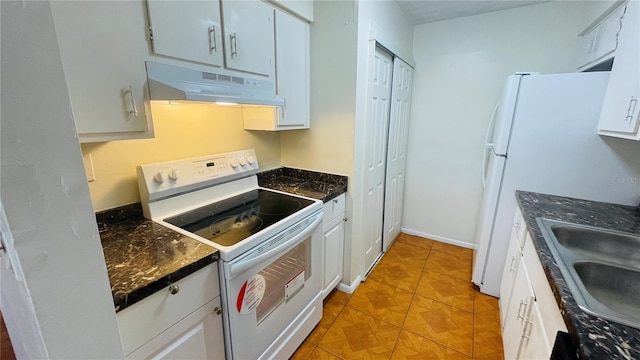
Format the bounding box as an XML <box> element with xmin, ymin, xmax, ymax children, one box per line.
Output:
<box><xmin>537</xmin><ymin>218</ymin><xmax>640</xmax><ymax>329</ymax></box>
<box><xmin>551</xmin><ymin>225</ymin><xmax>640</xmax><ymax>268</ymax></box>
<box><xmin>573</xmin><ymin>261</ymin><xmax>640</xmax><ymax>321</ymax></box>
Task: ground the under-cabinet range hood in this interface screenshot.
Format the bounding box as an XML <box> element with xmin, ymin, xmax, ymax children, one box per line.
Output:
<box><xmin>145</xmin><ymin>61</ymin><xmax>284</xmax><ymax>107</ymax></box>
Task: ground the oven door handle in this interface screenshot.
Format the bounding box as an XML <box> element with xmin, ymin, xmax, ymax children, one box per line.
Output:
<box><xmin>227</xmin><ymin>212</ymin><xmax>323</xmax><ymax>277</ymax></box>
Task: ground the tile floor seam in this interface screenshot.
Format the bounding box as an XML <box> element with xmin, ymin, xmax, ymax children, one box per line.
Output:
<box><xmin>292</xmin><ymin>234</ymin><xmax>502</xmax><ymax>360</ymax></box>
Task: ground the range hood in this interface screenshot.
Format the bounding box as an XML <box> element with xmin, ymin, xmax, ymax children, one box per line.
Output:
<box><xmin>145</xmin><ymin>61</ymin><xmax>284</xmax><ymax>107</ymax></box>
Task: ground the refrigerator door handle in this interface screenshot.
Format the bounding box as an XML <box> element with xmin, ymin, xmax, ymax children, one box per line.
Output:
<box><xmin>482</xmin><ymin>101</ymin><xmax>501</xmax><ymax>188</ymax></box>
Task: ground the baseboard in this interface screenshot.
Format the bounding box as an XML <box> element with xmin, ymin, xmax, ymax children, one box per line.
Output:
<box><xmin>400</xmin><ymin>227</ymin><xmax>477</xmax><ymax>250</ymax></box>
<box><xmin>336</xmin><ymin>275</ymin><xmax>362</xmax><ymax>294</ymax></box>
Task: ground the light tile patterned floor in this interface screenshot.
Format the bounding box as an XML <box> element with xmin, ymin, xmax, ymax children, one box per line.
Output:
<box><xmin>291</xmin><ymin>233</ymin><xmax>504</xmax><ymax>360</ymax></box>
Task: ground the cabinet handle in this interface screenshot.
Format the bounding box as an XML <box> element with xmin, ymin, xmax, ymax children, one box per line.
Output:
<box><xmin>521</xmin><ymin>318</ymin><xmax>534</xmax><ymax>340</ymax></box>
<box><xmin>168</xmin><ymin>284</ymin><xmax>180</xmax><ymax>295</ymax></box>
<box><xmin>516</xmin><ymin>299</ymin><xmax>527</xmax><ymax>320</ymax></box>
<box><xmin>510</xmin><ymin>256</ymin><xmax>517</xmax><ymax>273</ymax></box>
<box><xmin>625</xmin><ymin>97</ymin><xmax>637</xmax><ymax>122</ymax></box>
<box><xmin>208</xmin><ymin>26</ymin><xmax>217</xmax><ymax>53</ymax></box>
<box><xmin>126</xmin><ymin>86</ymin><xmax>138</xmax><ymax>117</ymax></box>
<box><xmin>230</xmin><ymin>32</ymin><xmax>238</xmax><ymax>59</ymax></box>
<box><xmin>214</xmin><ymin>306</ymin><xmax>223</xmax><ymax>315</ymax></box>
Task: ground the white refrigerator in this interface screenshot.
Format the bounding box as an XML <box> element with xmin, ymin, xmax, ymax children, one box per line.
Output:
<box><xmin>472</xmin><ymin>71</ymin><xmax>640</xmax><ymax>297</ymax></box>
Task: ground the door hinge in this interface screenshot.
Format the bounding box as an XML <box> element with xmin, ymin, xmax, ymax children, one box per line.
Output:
<box><xmin>148</xmin><ymin>25</ymin><xmax>154</xmax><ymax>42</ymax></box>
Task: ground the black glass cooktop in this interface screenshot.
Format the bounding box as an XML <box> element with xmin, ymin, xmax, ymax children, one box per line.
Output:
<box><xmin>164</xmin><ymin>189</ymin><xmax>315</xmax><ymax>246</ymax></box>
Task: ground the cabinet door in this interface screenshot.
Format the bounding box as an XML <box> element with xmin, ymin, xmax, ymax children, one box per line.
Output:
<box><xmin>147</xmin><ymin>0</ymin><xmax>224</xmax><ymax>67</ymax></box>
<box><xmin>127</xmin><ymin>298</ymin><xmax>225</xmax><ymax>360</ymax></box>
<box><xmin>222</xmin><ymin>0</ymin><xmax>275</xmax><ymax>77</ymax></box>
<box><xmin>322</xmin><ymin>215</ymin><xmax>345</xmax><ymax>298</ymax></box>
<box><xmin>518</xmin><ymin>303</ymin><xmax>552</xmax><ymax>360</ymax></box>
<box><xmin>499</xmin><ymin>234</ymin><xmax>520</xmax><ymax>328</ymax></box>
<box><xmin>501</xmin><ymin>258</ymin><xmax>533</xmax><ymax>360</ymax></box>
<box><xmin>50</xmin><ymin>1</ymin><xmax>151</xmax><ymax>141</ymax></box>
<box><xmin>598</xmin><ymin>1</ymin><xmax>640</xmax><ymax>138</ymax></box>
<box><xmin>274</xmin><ymin>9</ymin><xmax>309</xmax><ymax>128</ymax></box>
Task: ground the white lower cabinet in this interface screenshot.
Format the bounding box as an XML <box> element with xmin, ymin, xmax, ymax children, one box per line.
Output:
<box><xmin>500</xmin><ymin>206</ymin><xmax>568</xmax><ymax>360</ymax></box>
<box><xmin>322</xmin><ymin>194</ymin><xmax>346</xmax><ymax>298</ymax></box>
<box><xmin>117</xmin><ymin>264</ymin><xmax>225</xmax><ymax>359</ymax></box>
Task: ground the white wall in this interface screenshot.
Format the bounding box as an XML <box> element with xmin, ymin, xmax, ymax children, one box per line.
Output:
<box><xmin>83</xmin><ymin>102</ymin><xmax>281</xmax><ymax>211</ymax></box>
<box><xmin>403</xmin><ymin>1</ymin><xmax>587</xmax><ymax>246</ymax></box>
<box><xmin>0</xmin><ymin>1</ymin><xmax>123</xmax><ymax>358</ymax></box>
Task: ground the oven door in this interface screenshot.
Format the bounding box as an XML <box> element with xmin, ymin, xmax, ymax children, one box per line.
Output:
<box><xmin>221</xmin><ymin>210</ymin><xmax>323</xmax><ymax>360</ymax></box>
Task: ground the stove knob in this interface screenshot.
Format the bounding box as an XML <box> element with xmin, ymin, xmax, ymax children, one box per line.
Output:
<box><xmin>246</xmin><ymin>155</ymin><xmax>255</xmax><ymax>165</ymax></box>
<box><xmin>153</xmin><ymin>171</ymin><xmax>165</xmax><ymax>184</ymax></box>
<box><xmin>239</xmin><ymin>157</ymin><xmax>247</xmax><ymax>167</ymax></box>
<box><xmin>169</xmin><ymin>169</ymin><xmax>179</xmax><ymax>181</ymax></box>
<box><xmin>230</xmin><ymin>158</ymin><xmax>239</xmax><ymax>168</ymax></box>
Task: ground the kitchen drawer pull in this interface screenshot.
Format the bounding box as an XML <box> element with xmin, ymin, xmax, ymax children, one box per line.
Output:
<box><xmin>509</xmin><ymin>256</ymin><xmax>517</xmax><ymax>273</ymax></box>
<box><xmin>521</xmin><ymin>318</ymin><xmax>534</xmax><ymax>340</ymax></box>
<box><xmin>230</xmin><ymin>32</ymin><xmax>238</xmax><ymax>59</ymax></box>
<box><xmin>127</xmin><ymin>86</ymin><xmax>138</xmax><ymax>117</ymax></box>
<box><xmin>208</xmin><ymin>26</ymin><xmax>217</xmax><ymax>53</ymax></box>
<box><xmin>625</xmin><ymin>97</ymin><xmax>637</xmax><ymax>122</ymax></box>
<box><xmin>516</xmin><ymin>299</ymin><xmax>527</xmax><ymax>320</ymax></box>
<box><xmin>168</xmin><ymin>284</ymin><xmax>180</xmax><ymax>295</ymax></box>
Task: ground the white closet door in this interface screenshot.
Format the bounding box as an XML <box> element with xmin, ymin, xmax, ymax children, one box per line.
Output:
<box><xmin>364</xmin><ymin>47</ymin><xmax>393</xmax><ymax>274</ymax></box>
<box><xmin>382</xmin><ymin>58</ymin><xmax>413</xmax><ymax>251</ymax></box>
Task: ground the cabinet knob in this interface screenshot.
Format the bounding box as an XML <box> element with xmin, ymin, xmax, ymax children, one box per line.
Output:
<box><xmin>168</xmin><ymin>284</ymin><xmax>180</xmax><ymax>295</ymax></box>
<box><xmin>214</xmin><ymin>306</ymin><xmax>223</xmax><ymax>315</ymax></box>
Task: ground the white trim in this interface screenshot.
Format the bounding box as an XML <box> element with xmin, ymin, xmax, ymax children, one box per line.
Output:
<box><xmin>336</xmin><ymin>275</ymin><xmax>362</xmax><ymax>294</ymax></box>
<box><xmin>400</xmin><ymin>228</ymin><xmax>477</xmax><ymax>250</ymax></box>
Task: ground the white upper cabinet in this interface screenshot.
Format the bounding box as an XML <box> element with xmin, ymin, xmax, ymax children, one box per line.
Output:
<box><xmin>243</xmin><ymin>6</ymin><xmax>310</xmax><ymax>131</ymax></box>
<box><xmin>146</xmin><ymin>0</ymin><xmax>275</xmax><ymax>78</ymax></box>
<box><xmin>598</xmin><ymin>1</ymin><xmax>640</xmax><ymax>139</ymax></box>
<box><xmin>577</xmin><ymin>3</ymin><xmax>626</xmax><ymax>70</ymax></box>
<box><xmin>221</xmin><ymin>1</ymin><xmax>275</xmax><ymax>77</ymax></box>
<box><xmin>51</xmin><ymin>1</ymin><xmax>153</xmax><ymax>143</ymax></box>
<box><xmin>275</xmin><ymin>8</ymin><xmax>309</xmax><ymax>128</ymax></box>
<box><xmin>267</xmin><ymin>0</ymin><xmax>314</xmax><ymax>22</ymax></box>
<box><xmin>147</xmin><ymin>0</ymin><xmax>224</xmax><ymax>67</ymax></box>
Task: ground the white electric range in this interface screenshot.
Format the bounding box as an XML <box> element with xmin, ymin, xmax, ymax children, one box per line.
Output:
<box><xmin>137</xmin><ymin>149</ymin><xmax>323</xmax><ymax>360</ymax></box>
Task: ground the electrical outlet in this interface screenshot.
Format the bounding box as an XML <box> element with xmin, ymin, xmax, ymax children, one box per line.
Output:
<box><xmin>82</xmin><ymin>153</ymin><xmax>96</xmax><ymax>182</ymax></box>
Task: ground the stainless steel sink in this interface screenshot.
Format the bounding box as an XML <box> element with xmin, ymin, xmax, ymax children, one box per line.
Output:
<box><xmin>550</xmin><ymin>225</ymin><xmax>640</xmax><ymax>268</ymax></box>
<box><xmin>537</xmin><ymin>218</ymin><xmax>640</xmax><ymax>329</ymax></box>
<box><xmin>573</xmin><ymin>261</ymin><xmax>640</xmax><ymax>321</ymax></box>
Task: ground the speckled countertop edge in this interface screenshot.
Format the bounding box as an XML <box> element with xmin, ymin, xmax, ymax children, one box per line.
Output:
<box><xmin>257</xmin><ymin>167</ymin><xmax>348</xmax><ymax>202</ymax></box>
<box><xmin>516</xmin><ymin>191</ymin><xmax>640</xmax><ymax>360</ymax></box>
<box><xmin>97</xmin><ymin>203</ymin><xmax>219</xmax><ymax>312</ymax></box>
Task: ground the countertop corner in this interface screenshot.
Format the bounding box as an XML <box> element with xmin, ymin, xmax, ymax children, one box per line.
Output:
<box><xmin>257</xmin><ymin>167</ymin><xmax>348</xmax><ymax>202</ymax></box>
<box><xmin>97</xmin><ymin>203</ymin><xmax>218</xmax><ymax>312</ymax></box>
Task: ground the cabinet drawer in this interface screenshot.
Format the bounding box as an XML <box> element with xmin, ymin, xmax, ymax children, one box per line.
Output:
<box><xmin>323</xmin><ymin>194</ymin><xmax>346</xmax><ymax>225</ymax></box>
<box><xmin>117</xmin><ymin>264</ymin><xmax>220</xmax><ymax>355</ymax></box>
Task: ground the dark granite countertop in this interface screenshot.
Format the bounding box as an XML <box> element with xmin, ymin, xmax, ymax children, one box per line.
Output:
<box><xmin>257</xmin><ymin>167</ymin><xmax>348</xmax><ymax>203</ymax></box>
<box><xmin>97</xmin><ymin>203</ymin><xmax>218</xmax><ymax>312</ymax></box>
<box><xmin>516</xmin><ymin>191</ymin><xmax>640</xmax><ymax>360</ymax></box>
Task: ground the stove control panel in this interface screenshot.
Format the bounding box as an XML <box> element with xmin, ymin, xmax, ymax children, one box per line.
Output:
<box><xmin>137</xmin><ymin>149</ymin><xmax>259</xmax><ymax>202</ymax></box>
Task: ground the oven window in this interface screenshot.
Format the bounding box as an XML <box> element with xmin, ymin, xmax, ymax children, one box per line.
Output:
<box><xmin>256</xmin><ymin>236</ymin><xmax>311</xmax><ymax>323</ymax></box>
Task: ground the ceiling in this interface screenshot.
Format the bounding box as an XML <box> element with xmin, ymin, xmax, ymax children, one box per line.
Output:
<box><xmin>395</xmin><ymin>0</ymin><xmax>551</xmax><ymax>25</ymax></box>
